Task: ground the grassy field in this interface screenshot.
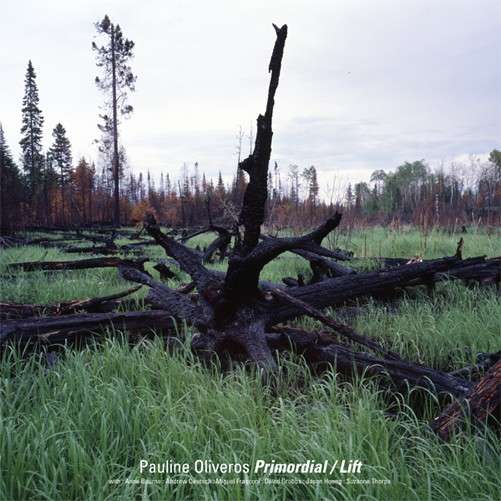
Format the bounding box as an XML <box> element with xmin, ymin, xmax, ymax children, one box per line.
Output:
<box><xmin>1</xmin><ymin>227</ymin><xmax>500</xmax><ymax>500</ymax></box>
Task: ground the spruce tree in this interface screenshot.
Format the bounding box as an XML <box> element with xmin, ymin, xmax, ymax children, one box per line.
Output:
<box><xmin>49</xmin><ymin>123</ymin><xmax>73</xmax><ymax>223</ymax></box>
<box><xmin>19</xmin><ymin>60</ymin><xmax>44</xmax><ymax>198</ymax></box>
<box><xmin>217</xmin><ymin>171</ymin><xmax>225</xmax><ymax>198</ymax></box>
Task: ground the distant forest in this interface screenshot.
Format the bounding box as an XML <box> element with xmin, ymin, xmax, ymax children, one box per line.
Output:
<box><xmin>1</xmin><ymin>17</ymin><xmax>500</xmax><ymax>234</ymax></box>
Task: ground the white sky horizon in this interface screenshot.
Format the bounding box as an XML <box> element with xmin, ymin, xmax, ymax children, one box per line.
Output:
<box><xmin>1</xmin><ymin>0</ymin><xmax>500</xmax><ymax>200</ymax></box>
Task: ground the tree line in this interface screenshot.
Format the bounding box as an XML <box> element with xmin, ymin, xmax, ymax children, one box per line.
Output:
<box><xmin>1</xmin><ymin>15</ymin><xmax>500</xmax><ymax>234</ymax></box>
<box><xmin>344</xmin><ymin>155</ymin><xmax>501</xmax><ymax>229</ymax></box>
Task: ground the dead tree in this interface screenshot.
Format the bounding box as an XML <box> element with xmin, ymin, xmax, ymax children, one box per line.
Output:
<box><xmin>7</xmin><ymin>256</ymin><xmax>149</xmax><ymax>273</ymax></box>
<box><xmin>0</xmin><ymin>286</ymin><xmax>141</xmax><ymax>319</ymax></box>
<box><xmin>121</xmin><ymin>25</ymin><xmax>498</xmax><ymax>378</ymax></box>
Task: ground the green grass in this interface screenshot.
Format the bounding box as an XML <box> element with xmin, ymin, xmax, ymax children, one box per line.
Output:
<box><xmin>1</xmin><ymin>227</ymin><xmax>500</xmax><ymax>500</ymax></box>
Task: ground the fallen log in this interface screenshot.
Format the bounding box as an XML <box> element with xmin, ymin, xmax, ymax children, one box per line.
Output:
<box><xmin>0</xmin><ymin>236</ymin><xmax>27</xmax><ymax>248</ymax></box>
<box><xmin>431</xmin><ymin>359</ymin><xmax>501</xmax><ymax>440</ymax></box>
<box><xmin>268</xmin><ymin>256</ymin><xmax>490</xmax><ymax>324</ymax></box>
<box><xmin>0</xmin><ymin>310</ymin><xmax>177</xmax><ymax>346</ymax></box>
<box><xmin>440</xmin><ymin>257</ymin><xmax>501</xmax><ymax>285</ymax></box>
<box><xmin>6</xmin><ymin>256</ymin><xmax>149</xmax><ymax>273</ymax></box>
<box><xmin>266</xmin><ymin>327</ymin><xmax>473</xmax><ymax>397</ymax></box>
<box><xmin>0</xmin><ymin>286</ymin><xmax>142</xmax><ymax>319</ymax></box>
<box><xmin>22</xmin><ymin>236</ymin><xmax>84</xmax><ymax>247</ymax></box>
<box><xmin>64</xmin><ymin>244</ymin><xmax>118</xmax><ymax>255</ymax></box>
<box><xmin>260</xmin><ymin>234</ymin><xmax>355</xmax><ymax>282</ymax></box>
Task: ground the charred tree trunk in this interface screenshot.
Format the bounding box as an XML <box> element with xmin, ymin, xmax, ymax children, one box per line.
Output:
<box><xmin>431</xmin><ymin>360</ymin><xmax>501</xmax><ymax>440</ymax></box>
<box><xmin>0</xmin><ymin>310</ymin><xmax>177</xmax><ymax>347</ymax></box>
<box><xmin>266</xmin><ymin>327</ymin><xmax>473</xmax><ymax>397</ymax></box>
<box><xmin>222</xmin><ymin>24</ymin><xmax>288</xmax><ymax>306</ymax></box>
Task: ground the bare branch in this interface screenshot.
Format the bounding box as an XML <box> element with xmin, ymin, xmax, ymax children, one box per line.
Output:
<box><xmin>143</xmin><ymin>214</ymin><xmax>218</xmax><ymax>291</ymax></box>
<box><xmin>270</xmin><ymin>287</ymin><xmax>401</xmax><ymax>360</ymax></box>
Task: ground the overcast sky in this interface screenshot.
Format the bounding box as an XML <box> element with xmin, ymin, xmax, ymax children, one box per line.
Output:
<box><xmin>1</xmin><ymin>0</ymin><xmax>500</xmax><ymax>196</ymax></box>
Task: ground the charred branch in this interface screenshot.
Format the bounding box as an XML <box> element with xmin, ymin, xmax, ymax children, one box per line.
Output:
<box><xmin>143</xmin><ymin>214</ymin><xmax>218</xmax><ymax>292</ymax></box>
<box><xmin>118</xmin><ymin>266</ymin><xmax>207</xmax><ymax>324</ymax></box>
<box><xmin>223</xmin><ymin>212</ymin><xmax>342</xmax><ymax>307</ymax></box>
<box><xmin>203</xmin><ymin>227</ymin><xmax>233</xmax><ymax>263</ymax></box>
<box><xmin>270</xmin><ymin>287</ymin><xmax>401</xmax><ymax>360</ymax></box>
<box><xmin>153</xmin><ymin>260</ymin><xmax>177</xmax><ymax>280</ymax></box>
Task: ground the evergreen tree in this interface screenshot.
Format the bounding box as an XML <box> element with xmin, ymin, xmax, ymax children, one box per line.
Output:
<box><xmin>1</xmin><ymin>124</ymin><xmax>24</xmax><ymax>233</ymax></box>
<box><xmin>19</xmin><ymin>60</ymin><xmax>44</xmax><ymax>197</ymax></box>
<box><xmin>345</xmin><ymin>183</ymin><xmax>354</xmax><ymax>208</ymax></box>
<box><xmin>165</xmin><ymin>173</ymin><xmax>171</xmax><ymax>195</ymax></box>
<box><xmin>49</xmin><ymin>123</ymin><xmax>73</xmax><ymax>223</ymax></box>
<box><xmin>216</xmin><ymin>171</ymin><xmax>225</xmax><ymax>198</ymax></box>
<box><xmin>74</xmin><ymin>158</ymin><xmax>95</xmax><ymax>223</ymax></box>
<box><xmin>93</xmin><ymin>14</ymin><xmax>136</xmax><ymax>226</ymax></box>
<box><xmin>288</xmin><ymin>165</ymin><xmax>300</xmax><ymax>207</ymax></box>
<box><xmin>42</xmin><ymin>152</ymin><xmax>58</xmax><ymax>225</ymax></box>
<box><xmin>302</xmin><ymin>166</ymin><xmax>319</xmax><ymax>206</ymax></box>
<box><xmin>234</xmin><ymin>168</ymin><xmax>247</xmax><ymax>205</ymax></box>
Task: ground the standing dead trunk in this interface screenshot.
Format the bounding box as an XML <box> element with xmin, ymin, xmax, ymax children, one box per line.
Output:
<box><xmin>221</xmin><ymin>24</ymin><xmax>288</xmax><ymax>309</ymax></box>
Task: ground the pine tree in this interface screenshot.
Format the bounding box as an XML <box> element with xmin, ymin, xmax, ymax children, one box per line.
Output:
<box><xmin>19</xmin><ymin>61</ymin><xmax>44</xmax><ymax>199</ymax></box>
<box><xmin>49</xmin><ymin>123</ymin><xmax>73</xmax><ymax>223</ymax></box>
<box><xmin>93</xmin><ymin>14</ymin><xmax>136</xmax><ymax>226</ymax></box>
